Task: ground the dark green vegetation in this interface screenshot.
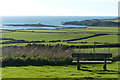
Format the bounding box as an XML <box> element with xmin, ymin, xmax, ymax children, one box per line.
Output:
<box><xmin>62</xmin><ymin>18</ymin><xmax>120</xmax><ymax>27</ymax></box>
<box><xmin>3</xmin><ymin>23</ymin><xmax>60</xmax><ymax>27</ymax></box>
<box><xmin>2</xmin><ymin>44</ymin><xmax>119</xmax><ymax>67</ymax></box>
<box><xmin>2</xmin><ymin>44</ymin><xmax>73</xmax><ymax>66</ymax></box>
<box><xmin>1</xmin><ymin>27</ymin><xmax>119</xmax><ymax>54</ymax></box>
<box><xmin>1</xmin><ymin>27</ymin><xmax>118</xmax><ymax>45</ymax></box>
<box><xmin>1</xmin><ymin>27</ymin><xmax>119</xmax><ymax>78</ymax></box>
<box><xmin>1</xmin><ymin>27</ymin><xmax>119</xmax><ymax>64</ymax></box>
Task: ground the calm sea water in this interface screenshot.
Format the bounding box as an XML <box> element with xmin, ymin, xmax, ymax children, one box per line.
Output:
<box><xmin>1</xmin><ymin>16</ymin><xmax>117</xmax><ymax>29</ymax></box>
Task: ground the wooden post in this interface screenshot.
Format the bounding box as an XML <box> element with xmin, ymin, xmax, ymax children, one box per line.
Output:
<box><xmin>93</xmin><ymin>43</ymin><xmax>96</xmax><ymax>53</ymax></box>
<box><xmin>108</xmin><ymin>46</ymin><xmax>110</xmax><ymax>53</ymax></box>
<box><xmin>77</xmin><ymin>57</ymin><xmax>80</xmax><ymax>70</ymax></box>
<box><xmin>103</xmin><ymin>57</ymin><xmax>107</xmax><ymax>71</ymax></box>
<box><xmin>79</xmin><ymin>46</ymin><xmax>81</xmax><ymax>53</ymax></box>
<box><xmin>104</xmin><ymin>48</ymin><xmax>106</xmax><ymax>53</ymax></box>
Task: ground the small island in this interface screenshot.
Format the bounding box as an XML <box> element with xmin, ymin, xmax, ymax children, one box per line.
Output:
<box><xmin>3</xmin><ymin>22</ymin><xmax>59</xmax><ymax>27</ymax></box>
<box><xmin>3</xmin><ymin>22</ymin><xmax>87</xmax><ymax>29</ymax></box>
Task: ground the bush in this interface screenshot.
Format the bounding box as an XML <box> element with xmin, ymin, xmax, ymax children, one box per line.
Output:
<box><xmin>2</xmin><ymin>44</ymin><xmax>74</xmax><ymax>66</ymax></box>
<box><xmin>2</xmin><ymin>57</ymin><xmax>73</xmax><ymax>67</ymax></box>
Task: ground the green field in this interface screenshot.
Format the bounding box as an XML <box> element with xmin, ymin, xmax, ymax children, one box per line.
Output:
<box><xmin>1</xmin><ymin>27</ymin><xmax>119</xmax><ymax>56</ymax></box>
<box><xmin>2</xmin><ymin>32</ymin><xmax>91</xmax><ymax>41</ymax></box>
<box><xmin>1</xmin><ymin>27</ymin><xmax>119</xmax><ymax>79</ymax></box>
<box><xmin>103</xmin><ymin>19</ymin><xmax>120</xmax><ymax>22</ymax></box>
<box><xmin>2</xmin><ymin>61</ymin><xmax>119</xmax><ymax>78</ymax></box>
<box><xmin>2</xmin><ymin>27</ymin><xmax>118</xmax><ymax>33</ymax></box>
<box><xmin>1</xmin><ymin>27</ymin><xmax>118</xmax><ymax>44</ymax></box>
<box><xmin>72</xmin><ymin>35</ymin><xmax>119</xmax><ymax>44</ymax></box>
<box><xmin>0</xmin><ymin>40</ymin><xmax>11</xmax><ymax>42</ymax></box>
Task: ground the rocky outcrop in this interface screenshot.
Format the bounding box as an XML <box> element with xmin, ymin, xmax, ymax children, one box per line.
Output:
<box><xmin>62</xmin><ymin>19</ymin><xmax>119</xmax><ymax>27</ymax></box>
<box><xmin>3</xmin><ymin>23</ymin><xmax>59</xmax><ymax>27</ymax></box>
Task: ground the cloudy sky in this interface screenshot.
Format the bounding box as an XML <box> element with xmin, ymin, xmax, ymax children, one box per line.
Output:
<box><xmin>0</xmin><ymin>0</ymin><xmax>119</xmax><ymax>16</ymax></box>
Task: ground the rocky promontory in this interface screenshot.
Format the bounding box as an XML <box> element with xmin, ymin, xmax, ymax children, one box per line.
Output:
<box><xmin>62</xmin><ymin>19</ymin><xmax>119</xmax><ymax>27</ymax></box>
<box><xmin>3</xmin><ymin>23</ymin><xmax>59</xmax><ymax>27</ymax></box>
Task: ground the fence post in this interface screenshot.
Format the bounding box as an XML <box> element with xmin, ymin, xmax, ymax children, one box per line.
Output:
<box><xmin>79</xmin><ymin>42</ymin><xmax>81</xmax><ymax>53</ymax></box>
<box><xmin>77</xmin><ymin>57</ymin><xmax>80</xmax><ymax>70</ymax></box>
<box><xmin>108</xmin><ymin>46</ymin><xmax>110</xmax><ymax>53</ymax></box>
<box><xmin>93</xmin><ymin>43</ymin><xmax>96</xmax><ymax>53</ymax></box>
<box><xmin>103</xmin><ymin>56</ymin><xmax>107</xmax><ymax>71</ymax></box>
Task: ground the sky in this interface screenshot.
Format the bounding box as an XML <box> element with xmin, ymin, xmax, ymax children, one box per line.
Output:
<box><xmin>0</xmin><ymin>0</ymin><xmax>119</xmax><ymax>16</ymax></box>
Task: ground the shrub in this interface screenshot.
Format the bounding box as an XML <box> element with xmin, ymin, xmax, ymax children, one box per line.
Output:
<box><xmin>2</xmin><ymin>57</ymin><xmax>73</xmax><ymax>67</ymax></box>
<box><xmin>2</xmin><ymin>44</ymin><xmax>73</xmax><ymax>66</ymax></box>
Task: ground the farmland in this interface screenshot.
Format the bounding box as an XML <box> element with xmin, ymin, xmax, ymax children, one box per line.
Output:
<box><xmin>1</xmin><ymin>26</ymin><xmax>120</xmax><ymax>79</ymax></box>
<box><xmin>1</xmin><ymin>27</ymin><xmax>119</xmax><ymax>45</ymax></box>
<box><xmin>1</xmin><ymin>27</ymin><xmax>119</xmax><ymax>52</ymax></box>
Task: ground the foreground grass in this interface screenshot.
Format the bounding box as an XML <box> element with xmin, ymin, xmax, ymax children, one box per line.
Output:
<box><xmin>2</xmin><ymin>61</ymin><xmax>119</xmax><ymax>78</ymax></box>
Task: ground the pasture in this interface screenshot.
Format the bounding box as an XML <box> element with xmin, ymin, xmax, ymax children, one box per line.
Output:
<box><xmin>1</xmin><ymin>27</ymin><xmax>120</xmax><ymax>79</ymax></box>
<box><xmin>1</xmin><ymin>27</ymin><xmax>119</xmax><ymax>45</ymax></box>
<box><xmin>2</xmin><ymin>61</ymin><xmax>119</xmax><ymax>78</ymax></box>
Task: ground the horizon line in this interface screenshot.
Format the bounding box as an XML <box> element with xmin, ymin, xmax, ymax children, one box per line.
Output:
<box><xmin>1</xmin><ymin>15</ymin><xmax>118</xmax><ymax>17</ymax></box>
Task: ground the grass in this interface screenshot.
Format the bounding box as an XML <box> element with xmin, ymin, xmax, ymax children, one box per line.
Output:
<box><xmin>40</xmin><ymin>42</ymin><xmax>94</xmax><ymax>46</ymax></box>
<box><xmin>2</xmin><ymin>27</ymin><xmax>118</xmax><ymax>32</ymax></box>
<box><xmin>72</xmin><ymin>35</ymin><xmax>119</xmax><ymax>44</ymax></box>
<box><xmin>2</xmin><ymin>32</ymin><xmax>92</xmax><ymax>41</ymax></box>
<box><xmin>5</xmin><ymin>27</ymin><xmax>117</xmax><ymax>33</ymax></box>
<box><xmin>1</xmin><ymin>43</ymin><xmax>32</xmax><ymax>47</ymax></box>
<box><xmin>0</xmin><ymin>40</ymin><xmax>11</xmax><ymax>42</ymax></box>
<box><xmin>2</xmin><ymin>61</ymin><xmax>119</xmax><ymax>78</ymax></box>
<box><xmin>103</xmin><ymin>19</ymin><xmax>120</xmax><ymax>22</ymax></box>
<box><xmin>75</xmin><ymin>48</ymin><xmax>119</xmax><ymax>56</ymax></box>
<box><xmin>59</xmin><ymin>27</ymin><xmax>118</xmax><ymax>33</ymax></box>
<box><xmin>2</xmin><ymin>44</ymin><xmax>74</xmax><ymax>67</ymax></box>
<box><xmin>1</xmin><ymin>27</ymin><xmax>119</xmax><ymax>47</ymax></box>
<box><xmin>1</xmin><ymin>27</ymin><xmax>119</xmax><ymax>79</ymax></box>
<box><xmin>2</xmin><ymin>44</ymin><xmax>119</xmax><ymax>66</ymax></box>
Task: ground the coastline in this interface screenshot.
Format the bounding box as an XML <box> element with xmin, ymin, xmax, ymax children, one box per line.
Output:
<box><xmin>62</xmin><ymin>18</ymin><xmax>119</xmax><ymax>27</ymax></box>
<box><xmin>2</xmin><ymin>17</ymin><xmax>118</xmax><ymax>30</ymax></box>
<box><xmin>3</xmin><ymin>23</ymin><xmax>60</xmax><ymax>27</ymax></box>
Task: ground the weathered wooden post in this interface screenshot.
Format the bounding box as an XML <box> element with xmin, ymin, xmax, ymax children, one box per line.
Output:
<box><xmin>103</xmin><ymin>56</ymin><xmax>107</xmax><ymax>71</ymax></box>
<box><xmin>104</xmin><ymin>48</ymin><xmax>106</xmax><ymax>53</ymax></box>
<box><xmin>79</xmin><ymin>46</ymin><xmax>81</xmax><ymax>53</ymax></box>
<box><xmin>108</xmin><ymin>46</ymin><xmax>110</xmax><ymax>53</ymax></box>
<box><xmin>77</xmin><ymin>57</ymin><xmax>80</xmax><ymax>70</ymax></box>
<box><xmin>93</xmin><ymin>43</ymin><xmax>96</xmax><ymax>53</ymax></box>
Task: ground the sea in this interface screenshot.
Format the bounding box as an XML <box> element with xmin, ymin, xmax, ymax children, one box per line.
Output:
<box><xmin>0</xmin><ymin>16</ymin><xmax>117</xmax><ymax>30</ymax></box>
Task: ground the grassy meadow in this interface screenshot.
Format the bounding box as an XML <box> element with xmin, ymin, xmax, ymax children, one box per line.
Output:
<box><xmin>2</xmin><ymin>61</ymin><xmax>119</xmax><ymax>78</ymax></box>
<box><xmin>1</xmin><ymin>27</ymin><xmax>119</xmax><ymax>45</ymax></box>
<box><xmin>1</xmin><ymin>26</ymin><xmax>120</xmax><ymax>79</ymax></box>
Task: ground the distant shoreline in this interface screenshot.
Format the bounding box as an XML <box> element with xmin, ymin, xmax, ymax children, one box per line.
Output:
<box><xmin>4</xmin><ymin>18</ymin><xmax>119</xmax><ymax>28</ymax></box>
<box><xmin>3</xmin><ymin>23</ymin><xmax>60</xmax><ymax>27</ymax></box>
<box><xmin>2</xmin><ymin>18</ymin><xmax>119</xmax><ymax>30</ymax></box>
<box><xmin>62</xmin><ymin>18</ymin><xmax>119</xmax><ymax>27</ymax></box>
<box><xmin>2</xmin><ymin>23</ymin><xmax>87</xmax><ymax>30</ymax></box>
